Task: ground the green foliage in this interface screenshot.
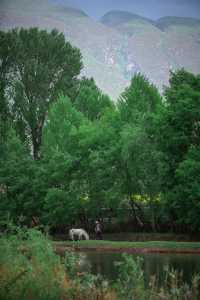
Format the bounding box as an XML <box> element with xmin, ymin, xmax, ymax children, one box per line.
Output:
<box><xmin>42</xmin><ymin>92</ymin><xmax>122</xmax><ymax>220</ymax></box>
<box><xmin>64</xmin><ymin>252</ymin><xmax>79</xmax><ymax>279</ymax></box>
<box><xmin>0</xmin><ymin>31</ymin><xmax>14</xmax><ymax>147</ymax></box>
<box><xmin>0</xmin><ymin>227</ymin><xmax>64</xmax><ymax>300</ymax></box>
<box><xmin>41</xmin><ymin>95</ymin><xmax>87</xmax><ymax>224</ymax></box>
<box><xmin>173</xmin><ymin>147</ymin><xmax>200</xmax><ymax>230</ymax></box>
<box><xmin>1</xmin><ymin>27</ymin><xmax>82</xmax><ymax>159</ymax></box>
<box><xmin>43</xmin><ymin>94</ymin><xmax>84</xmax><ymax>156</ymax></box>
<box><xmin>43</xmin><ymin>187</ymin><xmax>80</xmax><ymax>226</ymax></box>
<box><xmin>76</xmin><ymin>107</ymin><xmax>123</xmax><ymax>215</ymax></box>
<box><xmin>1</xmin><ymin>228</ymin><xmax>200</xmax><ymax>300</ymax></box>
<box><xmin>118</xmin><ymin>74</ymin><xmax>163</xmax><ymax>228</ymax></box>
<box><xmin>119</xmin><ymin>73</ymin><xmax>162</xmax><ymax>124</ymax></box>
<box><xmin>0</xmin><ymin>128</ymin><xmax>39</xmax><ymax>224</ymax></box>
<box><xmin>115</xmin><ymin>254</ymin><xmax>145</xmax><ymax>300</ymax></box>
<box><xmin>114</xmin><ymin>253</ymin><xmax>200</xmax><ymax>300</ymax></box>
<box><xmin>158</xmin><ymin>69</ymin><xmax>200</xmax><ymax>230</ymax></box>
<box><xmin>1</xmin><ymin>53</ymin><xmax>199</xmax><ymax>233</ymax></box>
<box><xmin>74</xmin><ymin>77</ymin><xmax>114</xmax><ymax>121</ymax></box>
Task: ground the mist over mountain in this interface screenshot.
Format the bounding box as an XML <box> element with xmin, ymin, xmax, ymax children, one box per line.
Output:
<box><xmin>1</xmin><ymin>0</ymin><xmax>200</xmax><ymax>99</ymax></box>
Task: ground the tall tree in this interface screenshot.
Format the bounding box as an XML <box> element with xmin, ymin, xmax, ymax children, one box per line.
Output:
<box><xmin>74</xmin><ymin>77</ymin><xmax>113</xmax><ymax>121</ymax></box>
<box><xmin>41</xmin><ymin>95</ymin><xmax>87</xmax><ymax>225</ymax></box>
<box><xmin>0</xmin><ymin>31</ymin><xmax>14</xmax><ymax>144</ymax></box>
<box><xmin>0</xmin><ymin>128</ymin><xmax>37</xmax><ymax>224</ymax></box>
<box><xmin>158</xmin><ymin>69</ymin><xmax>200</xmax><ymax>230</ymax></box>
<box><xmin>118</xmin><ymin>74</ymin><xmax>163</xmax><ymax>228</ymax></box>
<box><xmin>119</xmin><ymin>73</ymin><xmax>162</xmax><ymax>124</ymax></box>
<box><xmin>42</xmin><ymin>95</ymin><xmax>122</xmax><ymax>223</ymax></box>
<box><xmin>1</xmin><ymin>27</ymin><xmax>82</xmax><ymax>159</ymax></box>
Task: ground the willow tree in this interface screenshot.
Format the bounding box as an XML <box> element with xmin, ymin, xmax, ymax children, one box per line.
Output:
<box><xmin>1</xmin><ymin>27</ymin><xmax>82</xmax><ymax>159</ymax></box>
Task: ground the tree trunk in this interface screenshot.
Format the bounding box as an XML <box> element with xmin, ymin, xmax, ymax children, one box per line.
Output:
<box><xmin>32</xmin><ymin>124</ymin><xmax>42</xmax><ymax>160</ymax></box>
<box><xmin>129</xmin><ymin>198</ymin><xmax>144</xmax><ymax>229</ymax></box>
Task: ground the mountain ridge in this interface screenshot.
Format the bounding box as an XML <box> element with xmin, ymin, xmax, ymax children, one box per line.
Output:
<box><xmin>101</xmin><ymin>10</ymin><xmax>155</xmax><ymax>27</ymax></box>
<box><xmin>156</xmin><ymin>16</ymin><xmax>200</xmax><ymax>31</ymax></box>
<box><xmin>101</xmin><ymin>10</ymin><xmax>200</xmax><ymax>31</ymax></box>
<box><xmin>1</xmin><ymin>1</ymin><xmax>200</xmax><ymax>100</ymax></box>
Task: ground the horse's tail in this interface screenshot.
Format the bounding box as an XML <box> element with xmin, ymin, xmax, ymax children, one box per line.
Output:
<box><xmin>82</xmin><ymin>229</ymin><xmax>89</xmax><ymax>240</ymax></box>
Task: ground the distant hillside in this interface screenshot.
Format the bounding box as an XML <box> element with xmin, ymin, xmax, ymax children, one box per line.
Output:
<box><xmin>0</xmin><ymin>1</ymin><xmax>200</xmax><ymax>100</ymax></box>
<box><xmin>100</xmin><ymin>11</ymin><xmax>200</xmax><ymax>93</ymax></box>
<box><xmin>0</xmin><ymin>0</ymin><xmax>87</xmax><ymax>17</ymax></box>
<box><xmin>101</xmin><ymin>10</ymin><xmax>155</xmax><ymax>27</ymax></box>
<box><xmin>156</xmin><ymin>16</ymin><xmax>200</xmax><ymax>31</ymax></box>
<box><xmin>0</xmin><ymin>0</ymin><xmax>128</xmax><ymax>99</ymax></box>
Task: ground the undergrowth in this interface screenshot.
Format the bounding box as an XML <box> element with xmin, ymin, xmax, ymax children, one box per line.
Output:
<box><xmin>0</xmin><ymin>225</ymin><xmax>200</xmax><ymax>300</ymax></box>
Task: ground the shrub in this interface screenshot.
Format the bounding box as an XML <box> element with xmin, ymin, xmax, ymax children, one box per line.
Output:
<box><xmin>0</xmin><ymin>226</ymin><xmax>64</xmax><ymax>300</ymax></box>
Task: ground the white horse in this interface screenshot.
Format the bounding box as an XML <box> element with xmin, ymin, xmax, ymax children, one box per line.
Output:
<box><xmin>69</xmin><ymin>228</ymin><xmax>89</xmax><ymax>241</ymax></box>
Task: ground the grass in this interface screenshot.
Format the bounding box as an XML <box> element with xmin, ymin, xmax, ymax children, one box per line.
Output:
<box><xmin>54</xmin><ymin>239</ymin><xmax>200</xmax><ymax>251</ymax></box>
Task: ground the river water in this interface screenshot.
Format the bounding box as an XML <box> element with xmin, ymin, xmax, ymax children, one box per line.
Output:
<box><xmin>77</xmin><ymin>251</ymin><xmax>200</xmax><ymax>285</ymax></box>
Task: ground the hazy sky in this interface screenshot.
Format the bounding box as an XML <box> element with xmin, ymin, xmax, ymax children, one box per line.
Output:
<box><xmin>54</xmin><ymin>0</ymin><xmax>200</xmax><ymax>20</ymax></box>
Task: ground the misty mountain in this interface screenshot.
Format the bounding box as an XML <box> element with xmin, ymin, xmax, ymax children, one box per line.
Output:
<box><xmin>1</xmin><ymin>0</ymin><xmax>200</xmax><ymax>99</ymax></box>
<box><xmin>101</xmin><ymin>10</ymin><xmax>155</xmax><ymax>27</ymax></box>
<box><xmin>156</xmin><ymin>16</ymin><xmax>200</xmax><ymax>31</ymax></box>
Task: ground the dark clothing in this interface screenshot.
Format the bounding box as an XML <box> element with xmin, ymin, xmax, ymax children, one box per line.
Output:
<box><xmin>96</xmin><ymin>230</ymin><xmax>102</xmax><ymax>240</ymax></box>
<box><xmin>95</xmin><ymin>222</ymin><xmax>103</xmax><ymax>240</ymax></box>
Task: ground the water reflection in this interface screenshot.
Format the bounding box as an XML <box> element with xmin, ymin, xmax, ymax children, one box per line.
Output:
<box><xmin>77</xmin><ymin>251</ymin><xmax>200</xmax><ymax>285</ymax></box>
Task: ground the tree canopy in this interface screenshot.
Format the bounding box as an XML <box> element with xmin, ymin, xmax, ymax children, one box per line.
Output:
<box><xmin>1</xmin><ymin>27</ymin><xmax>82</xmax><ymax>159</ymax></box>
<box><xmin>0</xmin><ymin>27</ymin><xmax>200</xmax><ymax>233</ymax></box>
<box><xmin>157</xmin><ymin>69</ymin><xmax>200</xmax><ymax>230</ymax></box>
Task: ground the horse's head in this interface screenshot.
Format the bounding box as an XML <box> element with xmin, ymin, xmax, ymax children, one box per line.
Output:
<box><xmin>69</xmin><ymin>228</ymin><xmax>74</xmax><ymax>239</ymax></box>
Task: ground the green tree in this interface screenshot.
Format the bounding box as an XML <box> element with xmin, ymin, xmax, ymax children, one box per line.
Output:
<box><xmin>42</xmin><ymin>94</ymin><xmax>122</xmax><ymax>223</ymax></box>
<box><xmin>0</xmin><ymin>31</ymin><xmax>14</xmax><ymax>145</ymax></box>
<box><xmin>41</xmin><ymin>95</ymin><xmax>87</xmax><ymax>225</ymax></box>
<box><xmin>0</xmin><ymin>128</ymin><xmax>40</xmax><ymax>224</ymax></box>
<box><xmin>1</xmin><ymin>27</ymin><xmax>82</xmax><ymax>159</ymax></box>
<box><xmin>158</xmin><ymin>69</ymin><xmax>200</xmax><ymax>230</ymax></box>
<box><xmin>118</xmin><ymin>74</ymin><xmax>163</xmax><ymax>228</ymax></box>
<box><xmin>76</xmin><ymin>107</ymin><xmax>123</xmax><ymax>217</ymax></box>
<box><xmin>42</xmin><ymin>94</ymin><xmax>84</xmax><ymax>156</ymax></box>
<box><xmin>119</xmin><ymin>73</ymin><xmax>162</xmax><ymax>124</ymax></box>
<box><xmin>174</xmin><ymin>147</ymin><xmax>200</xmax><ymax>230</ymax></box>
<box><xmin>74</xmin><ymin>77</ymin><xmax>113</xmax><ymax>121</ymax></box>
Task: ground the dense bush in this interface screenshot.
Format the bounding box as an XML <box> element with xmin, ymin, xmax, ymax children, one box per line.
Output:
<box><xmin>0</xmin><ymin>226</ymin><xmax>65</xmax><ymax>300</ymax></box>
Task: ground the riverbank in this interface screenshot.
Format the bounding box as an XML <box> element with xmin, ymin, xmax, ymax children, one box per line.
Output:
<box><xmin>53</xmin><ymin>232</ymin><xmax>200</xmax><ymax>242</ymax></box>
<box><xmin>2</xmin><ymin>228</ymin><xmax>200</xmax><ymax>300</ymax></box>
<box><xmin>53</xmin><ymin>240</ymin><xmax>200</xmax><ymax>256</ymax></box>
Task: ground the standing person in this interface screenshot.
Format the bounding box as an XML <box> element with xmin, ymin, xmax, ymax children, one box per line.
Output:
<box><xmin>95</xmin><ymin>220</ymin><xmax>103</xmax><ymax>240</ymax></box>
